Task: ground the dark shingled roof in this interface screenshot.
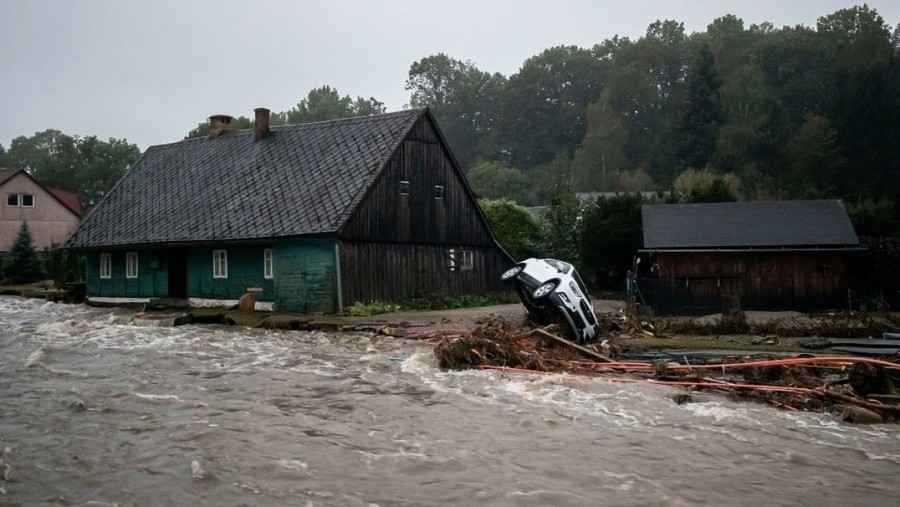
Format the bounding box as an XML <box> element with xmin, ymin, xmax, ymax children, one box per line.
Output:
<box><xmin>641</xmin><ymin>200</ymin><xmax>860</xmax><ymax>250</ymax></box>
<box><xmin>68</xmin><ymin>109</ymin><xmax>424</xmax><ymax>248</ymax></box>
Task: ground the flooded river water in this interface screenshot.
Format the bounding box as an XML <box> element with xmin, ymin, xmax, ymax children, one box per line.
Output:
<box><xmin>1</xmin><ymin>297</ymin><xmax>899</xmax><ymax>506</ymax></box>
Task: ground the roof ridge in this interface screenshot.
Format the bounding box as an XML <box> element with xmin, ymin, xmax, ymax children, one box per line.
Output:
<box><xmin>158</xmin><ymin>108</ymin><xmax>425</xmax><ymax>151</ymax></box>
<box><xmin>270</xmin><ymin>108</ymin><xmax>424</xmax><ymax>130</ymax></box>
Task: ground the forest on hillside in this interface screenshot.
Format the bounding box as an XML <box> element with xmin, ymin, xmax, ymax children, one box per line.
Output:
<box><xmin>410</xmin><ymin>5</ymin><xmax>900</xmax><ymax>210</ymax></box>
<box><xmin>2</xmin><ymin>5</ymin><xmax>899</xmax><ymax>218</ymax></box>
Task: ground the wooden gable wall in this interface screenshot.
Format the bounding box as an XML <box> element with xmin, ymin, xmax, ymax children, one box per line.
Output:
<box><xmin>340</xmin><ymin>114</ymin><xmax>497</xmax><ymax>247</ymax></box>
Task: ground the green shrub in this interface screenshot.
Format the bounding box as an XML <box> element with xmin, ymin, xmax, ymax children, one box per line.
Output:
<box><xmin>348</xmin><ymin>300</ymin><xmax>402</xmax><ymax>317</ymax></box>
<box><xmin>4</xmin><ymin>222</ymin><xmax>46</xmax><ymax>283</ymax></box>
<box><xmin>479</xmin><ymin>198</ymin><xmax>543</xmax><ymax>261</ymax></box>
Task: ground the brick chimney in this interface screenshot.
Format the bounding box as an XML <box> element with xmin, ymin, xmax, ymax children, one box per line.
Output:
<box><xmin>254</xmin><ymin>107</ymin><xmax>270</xmax><ymax>141</ymax></box>
<box><xmin>208</xmin><ymin>114</ymin><xmax>236</xmax><ymax>139</ymax></box>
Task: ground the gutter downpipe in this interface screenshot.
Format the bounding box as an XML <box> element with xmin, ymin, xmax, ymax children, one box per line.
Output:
<box><xmin>334</xmin><ymin>241</ymin><xmax>344</xmax><ymax>314</ymax></box>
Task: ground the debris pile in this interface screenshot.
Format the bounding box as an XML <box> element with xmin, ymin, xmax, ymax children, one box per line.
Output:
<box><xmin>434</xmin><ymin>319</ymin><xmax>584</xmax><ymax>371</ymax></box>
<box><xmin>434</xmin><ymin>317</ymin><xmax>900</xmax><ymax>422</ymax></box>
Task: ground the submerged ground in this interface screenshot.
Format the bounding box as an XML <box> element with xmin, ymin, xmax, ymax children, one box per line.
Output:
<box><xmin>1</xmin><ymin>297</ymin><xmax>899</xmax><ymax>506</ymax></box>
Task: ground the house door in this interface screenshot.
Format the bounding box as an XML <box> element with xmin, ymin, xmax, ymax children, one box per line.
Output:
<box><xmin>168</xmin><ymin>250</ymin><xmax>188</xmax><ymax>299</ymax></box>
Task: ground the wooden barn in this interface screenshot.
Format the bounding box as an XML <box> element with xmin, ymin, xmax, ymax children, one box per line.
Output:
<box><xmin>637</xmin><ymin>200</ymin><xmax>864</xmax><ymax>314</ymax></box>
<box><xmin>67</xmin><ymin>108</ymin><xmax>511</xmax><ymax>312</ymax></box>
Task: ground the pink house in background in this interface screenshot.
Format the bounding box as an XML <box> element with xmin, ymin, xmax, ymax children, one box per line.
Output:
<box><xmin>0</xmin><ymin>168</ymin><xmax>83</xmax><ymax>253</ymax></box>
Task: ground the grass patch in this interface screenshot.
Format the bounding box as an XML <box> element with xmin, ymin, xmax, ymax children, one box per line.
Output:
<box><xmin>400</xmin><ymin>292</ymin><xmax>518</xmax><ymax>311</ymax></box>
<box><xmin>348</xmin><ymin>301</ymin><xmax>402</xmax><ymax>317</ymax></box>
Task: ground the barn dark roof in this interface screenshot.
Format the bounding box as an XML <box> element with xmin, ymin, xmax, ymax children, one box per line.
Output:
<box><xmin>68</xmin><ymin>109</ymin><xmax>424</xmax><ymax>248</ymax></box>
<box><xmin>641</xmin><ymin>200</ymin><xmax>860</xmax><ymax>250</ymax></box>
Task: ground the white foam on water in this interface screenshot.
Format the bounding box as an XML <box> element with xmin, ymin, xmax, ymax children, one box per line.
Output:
<box><xmin>133</xmin><ymin>393</ymin><xmax>183</xmax><ymax>402</ymax></box>
<box><xmin>277</xmin><ymin>459</ymin><xmax>309</xmax><ymax>472</ymax></box>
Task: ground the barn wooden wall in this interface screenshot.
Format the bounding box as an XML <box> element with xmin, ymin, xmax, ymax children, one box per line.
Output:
<box><xmin>338</xmin><ymin>113</ymin><xmax>512</xmax><ymax>304</ymax></box>
<box><xmin>340</xmin><ymin>115</ymin><xmax>496</xmax><ymax>247</ymax></box>
<box><xmin>644</xmin><ymin>251</ymin><xmax>851</xmax><ymax>313</ymax></box>
<box><xmin>339</xmin><ymin>241</ymin><xmax>508</xmax><ymax>304</ymax></box>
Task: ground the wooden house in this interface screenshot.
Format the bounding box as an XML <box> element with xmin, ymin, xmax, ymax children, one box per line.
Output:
<box><xmin>68</xmin><ymin>108</ymin><xmax>511</xmax><ymax>312</ymax></box>
<box><xmin>638</xmin><ymin>200</ymin><xmax>863</xmax><ymax>314</ymax></box>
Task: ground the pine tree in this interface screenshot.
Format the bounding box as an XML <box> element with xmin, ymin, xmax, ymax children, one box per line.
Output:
<box><xmin>676</xmin><ymin>44</ymin><xmax>722</xmax><ymax>170</ymax></box>
<box><xmin>4</xmin><ymin>222</ymin><xmax>45</xmax><ymax>283</ymax></box>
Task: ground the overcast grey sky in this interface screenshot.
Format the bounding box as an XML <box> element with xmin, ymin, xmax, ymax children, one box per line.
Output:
<box><xmin>2</xmin><ymin>0</ymin><xmax>898</xmax><ymax>150</ymax></box>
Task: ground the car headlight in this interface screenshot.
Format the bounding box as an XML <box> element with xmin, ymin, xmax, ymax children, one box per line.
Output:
<box><xmin>532</xmin><ymin>281</ymin><xmax>557</xmax><ymax>299</ymax></box>
<box><xmin>501</xmin><ymin>266</ymin><xmax>523</xmax><ymax>281</ymax></box>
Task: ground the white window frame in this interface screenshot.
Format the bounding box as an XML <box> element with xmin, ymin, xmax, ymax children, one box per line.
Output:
<box><xmin>126</xmin><ymin>252</ymin><xmax>139</xmax><ymax>279</ymax></box>
<box><xmin>399</xmin><ymin>179</ymin><xmax>410</xmax><ymax>196</ymax></box>
<box><xmin>213</xmin><ymin>249</ymin><xmax>228</xmax><ymax>279</ymax></box>
<box><xmin>6</xmin><ymin>193</ymin><xmax>20</xmax><ymax>207</ymax></box>
<box><xmin>263</xmin><ymin>248</ymin><xmax>273</xmax><ymax>279</ymax></box>
<box><xmin>99</xmin><ymin>253</ymin><xmax>112</xmax><ymax>279</ymax></box>
<box><xmin>460</xmin><ymin>250</ymin><xmax>475</xmax><ymax>271</ymax></box>
<box><xmin>433</xmin><ymin>184</ymin><xmax>445</xmax><ymax>199</ymax></box>
<box><xmin>20</xmin><ymin>194</ymin><xmax>34</xmax><ymax>208</ymax></box>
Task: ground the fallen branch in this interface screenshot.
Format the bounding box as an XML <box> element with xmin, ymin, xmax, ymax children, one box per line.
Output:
<box><xmin>530</xmin><ymin>328</ymin><xmax>613</xmax><ymax>363</ymax></box>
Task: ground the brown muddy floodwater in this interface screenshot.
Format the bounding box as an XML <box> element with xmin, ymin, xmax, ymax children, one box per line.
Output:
<box><xmin>0</xmin><ymin>297</ymin><xmax>899</xmax><ymax>506</ymax></box>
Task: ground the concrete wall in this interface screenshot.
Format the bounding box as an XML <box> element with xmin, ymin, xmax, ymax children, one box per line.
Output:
<box><xmin>0</xmin><ymin>173</ymin><xmax>80</xmax><ymax>252</ymax></box>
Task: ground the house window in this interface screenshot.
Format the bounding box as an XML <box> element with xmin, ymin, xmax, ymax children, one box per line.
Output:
<box><xmin>99</xmin><ymin>253</ymin><xmax>112</xmax><ymax>279</ymax></box>
<box><xmin>399</xmin><ymin>180</ymin><xmax>410</xmax><ymax>196</ymax></box>
<box><xmin>448</xmin><ymin>248</ymin><xmax>456</xmax><ymax>272</ymax></box>
<box><xmin>6</xmin><ymin>193</ymin><xmax>32</xmax><ymax>207</ymax></box>
<box><xmin>213</xmin><ymin>249</ymin><xmax>228</xmax><ymax>279</ymax></box>
<box><xmin>263</xmin><ymin>249</ymin><xmax>273</xmax><ymax>279</ymax></box>
<box><xmin>433</xmin><ymin>185</ymin><xmax>445</xmax><ymax>199</ymax></box>
<box><xmin>126</xmin><ymin>252</ymin><xmax>139</xmax><ymax>279</ymax></box>
<box><xmin>460</xmin><ymin>250</ymin><xmax>475</xmax><ymax>271</ymax></box>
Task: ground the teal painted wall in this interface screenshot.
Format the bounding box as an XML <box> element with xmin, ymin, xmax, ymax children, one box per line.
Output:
<box><xmin>187</xmin><ymin>246</ymin><xmax>274</xmax><ymax>302</ymax></box>
<box><xmin>86</xmin><ymin>241</ymin><xmax>337</xmax><ymax>312</ymax></box>
<box><xmin>273</xmin><ymin>239</ymin><xmax>337</xmax><ymax>313</ymax></box>
<box><xmin>86</xmin><ymin>251</ymin><xmax>169</xmax><ymax>298</ymax></box>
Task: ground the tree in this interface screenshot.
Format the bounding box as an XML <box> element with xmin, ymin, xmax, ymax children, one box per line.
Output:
<box><xmin>673</xmin><ymin>168</ymin><xmax>739</xmax><ymax>202</ymax></box>
<box><xmin>4</xmin><ymin>223</ymin><xmax>45</xmax><ymax>283</ymax></box>
<box><xmin>580</xmin><ymin>194</ymin><xmax>644</xmax><ymax>287</ymax></box>
<box><xmin>0</xmin><ymin>143</ymin><xmax>8</xmax><ymax>167</ymax></box>
<box><xmin>540</xmin><ymin>189</ymin><xmax>583</xmax><ymax>267</ymax></box>
<box><xmin>479</xmin><ymin>199</ymin><xmax>543</xmax><ymax>261</ymax></box>
<box><xmin>186</xmin><ymin>86</ymin><xmax>386</xmax><ymax>138</ymax></box>
<box><xmin>688</xmin><ymin>178</ymin><xmax>738</xmax><ymax>203</ymax></box>
<box><xmin>187</xmin><ymin>116</ymin><xmax>253</xmax><ymax>139</ymax></box>
<box><xmin>285</xmin><ymin>85</ymin><xmax>384</xmax><ymax>124</ymax></box>
<box><xmin>466</xmin><ymin>161</ymin><xmax>529</xmax><ymax>202</ymax></box>
<box><xmin>675</xmin><ymin>44</ymin><xmax>722</xmax><ymax>170</ymax></box>
<box><xmin>6</xmin><ymin>130</ymin><xmax>140</xmax><ymax>203</ymax></box>
<box><xmin>572</xmin><ymin>101</ymin><xmax>629</xmax><ymax>190</ymax></box>
<box><xmin>817</xmin><ymin>5</ymin><xmax>894</xmax><ymax>69</ymax></box>
<box><xmin>500</xmin><ymin>46</ymin><xmax>610</xmax><ymax>168</ymax></box>
<box><xmin>782</xmin><ymin>114</ymin><xmax>844</xmax><ymax>198</ymax></box>
<box><xmin>406</xmin><ymin>54</ymin><xmax>505</xmax><ymax>169</ymax></box>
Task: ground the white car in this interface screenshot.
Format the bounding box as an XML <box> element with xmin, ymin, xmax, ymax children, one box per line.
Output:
<box><xmin>501</xmin><ymin>258</ymin><xmax>600</xmax><ymax>342</ymax></box>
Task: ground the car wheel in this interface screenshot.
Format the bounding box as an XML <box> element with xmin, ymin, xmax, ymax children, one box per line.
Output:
<box><xmin>531</xmin><ymin>280</ymin><xmax>558</xmax><ymax>300</ymax></box>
